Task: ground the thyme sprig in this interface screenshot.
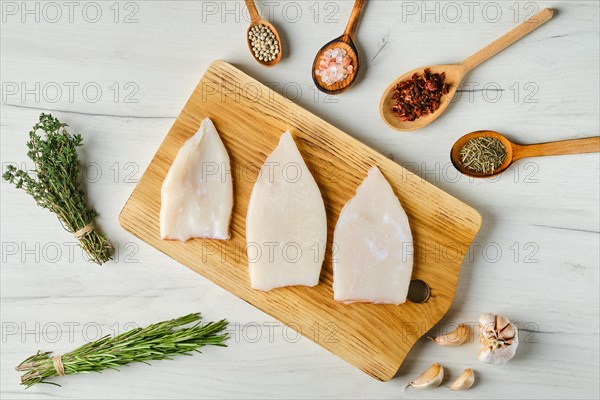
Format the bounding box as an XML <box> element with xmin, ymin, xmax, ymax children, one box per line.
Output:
<box><xmin>16</xmin><ymin>313</ymin><xmax>229</xmax><ymax>388</ymax></box>
<box><xmin>2</xmin><ymin>114</ymin><xmax>112</xmax><ymax>264</ymax></box>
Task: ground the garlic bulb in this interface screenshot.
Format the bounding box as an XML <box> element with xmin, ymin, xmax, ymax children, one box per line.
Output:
<box><xmin>429</xmin><ymin>323</ymin><xmax>468</xmax><ymax>346</ymax></box>
<box><xmin>478</xmin><ymin>313</ymin><xmax>518</xmax><ymax>365</ymax></box>
<box><xmin>449</xmin><ymin>368</ymin><xmax>475</xmax><ymax>390</ymax></box>
<box><xmin>405</xmin><ymin>363</ymin><xmax>444</xmax><ymax>390</ymax></box>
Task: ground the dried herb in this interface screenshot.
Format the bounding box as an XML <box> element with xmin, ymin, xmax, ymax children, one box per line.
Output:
<box><xmin>16</xmin><ymin>313</ymin><xmax>228</xmax><ymax>388</ymax></box>
<box><xmin>391</xmin><ymin>68</ymin><xmax>450</xmax><ymax>121</ymax></box>
<box><xmin>2</xmin><ymin>114</ymin><xmax>112</xmax><ymax>264</ymax></box>
<box><xmin>459</xmin><ymin>136</ymin><xmax>507</xmax><ymax>174</ymax></box>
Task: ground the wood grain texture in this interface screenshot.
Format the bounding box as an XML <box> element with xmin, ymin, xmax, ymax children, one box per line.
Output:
<box><xmin>462</xmin><ymin>8</ymin><xmax>554</xmax><ymax>71</ymax></box>
<box><xmin>513</xmin><ymin>136</ymin><xmax>600</xmax><ymax>160</ymax></box>
<box><xmin>119</xmin><ymin>61</ymin><xmax>482</xmax><ymax>381</ymax></box>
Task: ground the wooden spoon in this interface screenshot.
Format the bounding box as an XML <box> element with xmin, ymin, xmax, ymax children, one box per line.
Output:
<box><xmin>380</xmin><ymin>8</ymin><xmax>554</xmax><ymax>131</ymax></box>
<box><xmin>451</xmin><ymin>130</ymin><xmax>600</xmax><ymax>178</ymax></box>
<box><xmin>312</xmin><ymin>0</ymin><xmax>367</xmax><ymax>95</ymax></box>
<box><xmin>245</xmin><ymin>0</ymin><xmax>282</xmax><ymax>67</ymax></box>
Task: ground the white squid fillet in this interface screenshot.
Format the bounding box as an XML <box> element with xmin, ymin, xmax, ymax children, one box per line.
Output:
<box><xmin>246</xmin><ymin>131</ymin><xmax>327</xmax><ymax>291</ymax></box>
<box><xmin>160</xmin><ymin>118</ymin><xmax>233</xmax><ymax>241</ymax></box>
<box><xmin>333</xmin><ymin>166</ymin><xmax>413</xmax><ymax>304</ymax></box>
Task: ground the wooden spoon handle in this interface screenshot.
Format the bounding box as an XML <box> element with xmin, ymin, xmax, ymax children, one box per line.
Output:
<box><xmin>462</xmin><ymin>8</ymin><xmax>554</xmax><ymax>72</ymax></box>
<box><xmin>244</xmin><ymin>0</ymin><xmax>261</xmax><ymax>24</ymax></box>
<box><xmin>513</xmin><ymin>137</ymin><xmax>600</xmax><ymax>161</ymax></box>
<box><xmin>343</xmin><ymin>0</ymin><xmax>367</xmax><ymax>37</ymax></box>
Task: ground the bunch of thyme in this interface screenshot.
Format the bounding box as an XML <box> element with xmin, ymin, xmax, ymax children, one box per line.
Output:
<box><xmin>16</xmin><ymin>313</ymin><xmax>229</xmax><ymax>388</ymax></box>
<box><xmin>3</xmin><ymin>114</ymin><xmax>112</xmax><ymax>264</ymax></box>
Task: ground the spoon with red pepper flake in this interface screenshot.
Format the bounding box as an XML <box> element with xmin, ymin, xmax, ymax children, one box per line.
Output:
<box><xmin>379</xmin><ymin>8</ymin><xmax>554</xmax><ymax>131</ymax></box>
<box><xmin>451</xmin><ymin>130</ymin><xmax>600</xmax><ymax>178</ymax></box>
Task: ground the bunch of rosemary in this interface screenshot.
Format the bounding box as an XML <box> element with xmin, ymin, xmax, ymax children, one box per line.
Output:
<box><xmin>3</xmin><ymin>114</ymin><xmax>112</xmax><ymax>264</ymax></box>
<box><xmin>16</xmin><ymin>313</ymin><xmax>228</xmax><ymax>388</ymax></box>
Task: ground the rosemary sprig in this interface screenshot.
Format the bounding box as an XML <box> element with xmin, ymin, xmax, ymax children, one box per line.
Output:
<box><xmin>16</xmin><ymin>313</ymin><xmax>228</xmax><ymax>388</ymax></box>
<box><xmin>2</xmin><ymin>113</ymin><xmax>112</xmax><ymax>264</ymax></box>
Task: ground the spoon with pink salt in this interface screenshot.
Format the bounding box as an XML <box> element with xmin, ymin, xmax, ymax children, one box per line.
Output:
<box><xmin>311</xmin><ymin>0</ymin><xmax>366</xmax><ymax>95</ymax></box>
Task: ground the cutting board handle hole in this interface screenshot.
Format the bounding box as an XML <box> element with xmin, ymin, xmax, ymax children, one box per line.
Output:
<box><xmin>407</xmin><ymin>280</ymin><xmax>431</xmax><ymax>303</ymax></box>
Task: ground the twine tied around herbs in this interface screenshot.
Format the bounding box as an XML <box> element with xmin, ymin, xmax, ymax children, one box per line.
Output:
<box><xmin>3</xmin><ymin>114</ymin><xmax>114</xmax><ymax>266</ymax></box>
<box><xmin>72</xmin><ymin>225</ymin><xmax>94</xmax><ymax>239</ymax></box>
<box><xmin>52</xmin><ymin>355</ymin><xmax>65</xmax><ymax>377</ymax></box>
<box><xmin>16</xmin><ymin>313</ymin><xmax>228</xmax><ymax>388</ymax></box>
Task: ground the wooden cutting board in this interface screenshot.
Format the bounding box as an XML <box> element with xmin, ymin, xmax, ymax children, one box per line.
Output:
<box><xmin>119</xmin><ymin>60</ymin><xmax>482</xmax><ymax>381</ymax></box>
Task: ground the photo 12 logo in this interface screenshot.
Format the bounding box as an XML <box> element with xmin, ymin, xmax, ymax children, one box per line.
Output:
<box><xmin>1</xmin><ymin>1</ymin><xmax>140</xmax><ymax>24</ymax></box>
<box><xmin>452</xmin><ymin>81</ymin><xmax>540</xmax><ymax>104</ymax></box>
<box><xmin>2</xmin><ymin>81</ymin><xmax>140</xmax><ymax>104</ymax></box>
<box><xmin>226</xmin><ymin>321</ymin><xmax>339</xmax><ymax>344</ymax></box>
<box><xmin>399</xmin><ymin>1</ymin><xmax>543</xmax><ymax>24</ymax></box>
<box><xmin>199</xmin><ymin>80</ymin><xmax>340</xmax><ymax>105</ymax></box>
<box><xmin>1</xmin><ymin>241</ymin><xmax>140</xmax><ymax>264</ymax></box>
<box><xmin>399</xmin><ymin>160</ymin><xmax>541</xmax><ymax>184</ymax></box>
<box><xmin>165</xmin><ymin>159</ymin><xmax>340</xmax><ymax>185</ymax></box>
<box><xmin>199</xmin><ymin>1</ymin><xmax>340</xmax><ymax>24</ymax></box>
<box><xmin>2</xmin><ymin>321</ymin><xmax>139</xmax><ymax>344</ymax></box>
<box><xmin>2</xmin><ymin>161</ymin><xmax>141</xmax><ymax>185</ymax></box>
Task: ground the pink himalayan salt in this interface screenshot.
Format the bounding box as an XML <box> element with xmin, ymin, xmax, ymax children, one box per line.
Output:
<box><xmin>315</xmin><ymin>47</ymin><xmax>354</xmax><ymax>86</ymax></box>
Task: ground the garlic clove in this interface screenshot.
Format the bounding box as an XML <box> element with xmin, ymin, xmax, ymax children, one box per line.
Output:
<box><xmin>449</xmin><ymin>368</ymin><xmax>475</xmax><ymax>391</ymax></box>
<box><xmin>499</xmin><ymin>321</ymin><xmax>517</xmax><ymax>341</ymax></box>
<box><xmin>405</xmin><ymin>363</ymin><xmax>444</xmax><ymax>390</ymax></box>
<box><xmin>495</xmin><ymin>314</ymin><xmax>511</xmax><ymax>330</ymax></box>
<box><xmin>477</xmin><ymin>346</ymin><xmax>492</xmax><ymax>363</ymax></box>
<box><xmin>479</xmin><ymin>313</ymin><xmax>496</xmax><ymax>326</ymax></box>
<box><xmin>479</xmin><ymin>313</ymin><xmax>496</xmax><ymax>335</ymax></box>
<box><xmin>429</xmin><ymin>323</ymin><xmax>469</xmax><ymax>346</ymax></box>
<box><xmin>478</xmin><ymin>343</ymin><xmax>518</xmax><ymax>366</ymax></box>
<box><xmin>478</xmin><ymin>313</ymin><xmax>519</xmax><ymax>365</ymax></box>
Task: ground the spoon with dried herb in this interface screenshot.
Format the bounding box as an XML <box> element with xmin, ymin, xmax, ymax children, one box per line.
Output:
<box><xmin>3</xmin><ymin>113</ymin><xmax>113</xmax><ymax>264</ymax></box>
<box><xmin>451</xmin><ymin>130</ymin><xmax>600</xmax><ymax>178</ymax></box>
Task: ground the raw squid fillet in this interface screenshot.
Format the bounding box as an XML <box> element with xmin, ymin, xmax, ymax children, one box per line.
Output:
<box><xmin>333</xmin><ymin>166</ymin><xmax>413</xmax><ymax>304</ymax></box>
<box><xmin>160</xmin><ymin>118</ymin><xmax>233</xmax><ymax>241</ymax></box>
<box><xmin>246</xmin><ymin>131</ymin><xmax>327</xmax><ymax>291</ymax></box>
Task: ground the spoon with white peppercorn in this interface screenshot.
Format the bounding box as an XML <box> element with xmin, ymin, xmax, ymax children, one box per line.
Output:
<box><xmin>245</xmin><ymin>0</ymin><xmax>282</xmax><ymax>67</ymax></box>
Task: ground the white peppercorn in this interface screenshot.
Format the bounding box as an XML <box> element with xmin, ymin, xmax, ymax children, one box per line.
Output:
<box><xmin>248</xmin><ymin>23</ymin><xmax>280</xmax><ymax>62</ymax></box>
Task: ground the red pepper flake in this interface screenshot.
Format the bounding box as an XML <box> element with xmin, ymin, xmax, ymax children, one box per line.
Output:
<box><xmin>391</xmin><ymin>68</ymin><xmax>450</xmax><ymax>122</ymax></box>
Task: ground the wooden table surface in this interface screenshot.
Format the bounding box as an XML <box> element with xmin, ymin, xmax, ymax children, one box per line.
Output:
<box><xmin>1</xmin><ymin>1</ymin><xmax>598</xmax><ymax>399</ymax></box>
